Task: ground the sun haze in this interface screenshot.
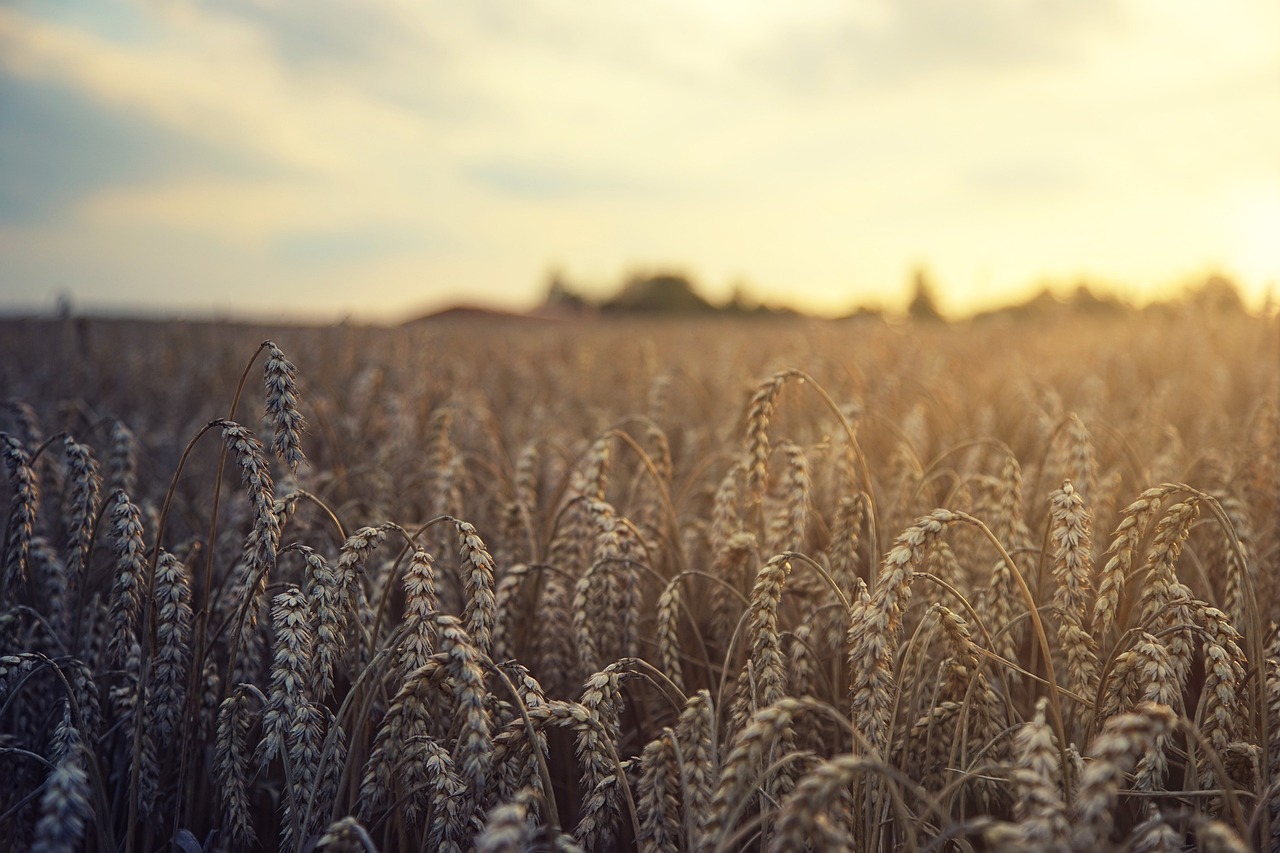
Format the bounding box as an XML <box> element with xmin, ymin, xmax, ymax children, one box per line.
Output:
<box><xmin>2</xmin><ymin>0</ymin><xmax>1278</xmax><ymax>320</ymax></box>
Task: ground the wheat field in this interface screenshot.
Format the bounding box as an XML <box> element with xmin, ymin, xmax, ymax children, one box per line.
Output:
<box><xmin>1</xmin><ymin>306</ymin><xmax>1278</xmax><ymax>852</ymax></box>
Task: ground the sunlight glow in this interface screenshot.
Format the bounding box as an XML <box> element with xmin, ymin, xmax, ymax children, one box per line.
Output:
<box><xmin>1229</xmin><ymin>188</ymin><xmax>1280</xmax><ymax>296</ymax></box>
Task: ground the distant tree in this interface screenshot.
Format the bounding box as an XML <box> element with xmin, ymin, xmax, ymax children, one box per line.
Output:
<box><xmin>1189</xmin><ymin>274</ymin><xmax>1245</xmax><ymax>313</ymax></box>
<box><xmin>908</xmin><ymin>268</ymin><xmax>944</xmax><ymax>322</ymax></box>
<box><xmin>1068</xmin><ymin>283</ymin><xmax>1125</xmax><ymax>314</ymax></box>
<box><xmin>543</xmin><ymin>268</ymin><xmax>589</xmax><ymax>310</ymax></box>
<box><xmin>604</xmin><ymin>272</ymin><xmax>715</xmax><ymax>314</ymax></box>
<box><xmin>724</xmin><ymin>281</ymin><xmax>757</xmax><ymax>314</ymax></box>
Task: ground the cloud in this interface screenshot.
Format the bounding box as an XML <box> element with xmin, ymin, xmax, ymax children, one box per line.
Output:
<box><xmin>753</xmin><ymin>0</ymin><xmax>1124</xmax><ymax>92</ymax></box>
<box><xmin>463</xmin><ymin>157</ymin><xmax>658</xmax><ymax>201</ymax></box>
<box><xmin>0</xmin><ymin>76</ymin><xmax>265</xmax><ymax>223</ymax></box>
<box><xmin>267</xmin><ymin>226</ymin><xmax>451</xmax><ymax>266</ymax></box>
<box><xmin>202</xmin><ymin>0</ymin><xmax>423</xmax><ymax>70</ymax></box>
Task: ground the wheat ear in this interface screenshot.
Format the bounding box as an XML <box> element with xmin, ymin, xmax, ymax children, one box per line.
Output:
<box><xmin>1049</xmin><ymin>480</ymin><xmax>1100</xmax><ymax>729</ymax></box>
<box><xmin>1070</xmin><ymin>701</ymin><xmax>1177</xmax><ymax>850</ymax></box>
<box><xmin>60</xmin><ymin>436</ymin><xmax>101</xmax><ymax>585</ymax></box>
<box><xmin>108</xmin><ymin>491</ymin><xmax>147</xmax><ymax>667</ymax></box>
<box><xmin>636</xmin><ymin>730</ymin><xmax>681</xmax><ymax>853</ymax></box>
<box><xmin>744</xmin><ymin>371</ymin><xmax>789</xmax><ymax>511</ymax></box>
<box><xmin>850</xmin><ymin>509</ymin><xmax>962</xmax><ymax>753</ymax></box>
<box><xmin>263</xmin><ymin>341</ymin><xmax>306</xmax><ymax>473</ymax></box>
<box><xmin>31</xmin><ymin>700</ymin><xmax>93</xmax><ymax>853</ymax></box>
<box><xmin>456</xmin><ymin>519</ymin><xmax>497</xmax><ymax>658</ymax></box>
<box><xmin>2</xmin><ymin>433</ymin><xmax>40</xmax><ymax>592</ymax></box>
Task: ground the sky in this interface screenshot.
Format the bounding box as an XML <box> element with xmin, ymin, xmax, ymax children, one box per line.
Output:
<box><xmin>1</xmin><ymin>0</ymin><xmax>1278</xmax><ymax>322</ymax></box>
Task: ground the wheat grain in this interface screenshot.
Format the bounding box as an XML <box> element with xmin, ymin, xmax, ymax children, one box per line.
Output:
<box><xmin>491</xmin><ymin>563</ymin><xmax>537</xmax><ymax>663</ymax></box>
<box><xmin>220</xmin><ymin>420</ymin><xmax>280</xmax><ymax>564</ymax></box>
<box><xmin>294</xmin><ymin>544</ymin><xmax>341</xmax><ymax>699</ymax></box>
<box><xmin>1129</xmin><ymin>812</ymin><xmax>1181</xmax><ymax>853</ymax></box>
<box><xmin>1194</xmin><ymin>602</ymin><xmax>1248</xmax><ymax>782</ymax></box>
<box><xmin>828</xmin><ymin>493</ymin><xmax>865</xmax><ymax>596</ymax></box>
<box><xmin>1059</xmin><ymin>413</ymin><xmax>1097</xmax><ymax>502</ymax></box>
<box><xmin>581</xmin><ymin>436</ymin><xmax>612</xmax><ymax>502</ymax></box>
<box><xmin>1004</xmin><ymin>697</ymin><xmax>1069</xmax><ymax>852</ymax></box>
<box><xmin>976</xmin><ymin>453</ymin><xmax>1032</xmax><ymax>679</ymax></box>
<box><xmin>29</xmin><ymin>536</ymin><xmax>68</xmax><ymax>644</ymax></box>
<box><xmin>1194</xmin><ymin>818</ymin><xmax>1252</xmax><ymax>853</ymax></box>
<box><xmin>710</xmin><ymin>530</ymin><xmax>755</xmax><ymax>645</ymax></box>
